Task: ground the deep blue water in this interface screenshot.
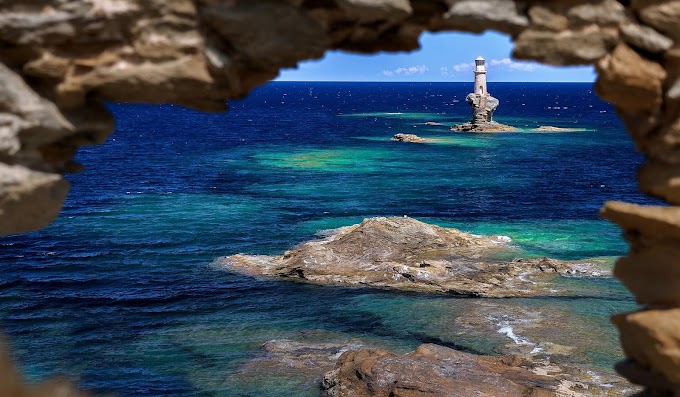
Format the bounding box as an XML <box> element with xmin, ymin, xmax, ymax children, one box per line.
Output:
<box><xmin>1</xmin><ymin>82</ymin><xmax>654</xmax><ymax>396</ymax></box>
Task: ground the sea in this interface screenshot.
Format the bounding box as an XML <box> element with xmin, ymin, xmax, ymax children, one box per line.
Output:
<box><xmin>0</xmin><ymin>82</ymin><xmax>657</xmax><ymax>396</ymax></box>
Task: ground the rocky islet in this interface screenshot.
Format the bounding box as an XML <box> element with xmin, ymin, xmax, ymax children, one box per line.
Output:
<box><xmin>219</xmin><ymin>216</ymin><xmax>609</xmax><ymax>298</ymax></box>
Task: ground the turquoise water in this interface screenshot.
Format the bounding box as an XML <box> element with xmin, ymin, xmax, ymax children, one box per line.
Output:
<box><xmin>0</xmin><ymin>82</ymin><xmax>654</xmax><ymax>396</ymax></box>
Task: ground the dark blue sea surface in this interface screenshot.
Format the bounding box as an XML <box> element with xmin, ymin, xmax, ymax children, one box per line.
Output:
<box><xmin>1</xmin><ymin>82</ymin><xmax>654</xmax><ymax>396</ymax></box>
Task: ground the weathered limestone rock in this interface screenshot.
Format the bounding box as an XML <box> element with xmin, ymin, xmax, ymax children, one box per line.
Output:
<box><xmin>322</xmin><ymin>344</ymin><xmax>556</xmax><ymax>397</ymax></box>
<box><xmin>638</xmin><ymin>161</ymin><xmax>680</xmax><ymax>205</ymax></box>
<box><xmin>600</xmin><ymin>201</ymin><xmax>680</xmax><ymax>241</ymax></box>
<box><xmin>322</xmin><ymin>344</ymin><xmax>567</xmax><ymax>397</ymax></box>
<box><xmin>620</xmin><ymin>22</ymin><xmax>674</xmax><ymax>55</ymax></box>
<box><xmin>219</xmin><ymin>217</ymin><xmax>608</xmax><ymax>298</ymax></box>
<box><xmin>614</xmin><ymin>246</ymin><xmax>680</xmax><ymax>306</ymax></box>
<box><xmin>391</xmin><ymin>133</ymin><xmax>431</xmax><ymax>143</ymax></box>
<box><xmin>441</xmin><ymin>0</ymin><xmax>529</xmax><ymax>35</ymax></box>
<box><xmin>451</xmin><ymin>121</ymin><xmax>518</xmax><ymax>133</ymax></box>
<box><xmin>596</xmin><ymin>43</ymin><xmax>667</xmax><ymax>116</ymax></box>
<box><xmin>612</xmin><ymin>309</ymin><xmax>680</xmax><ymax>385</ymax></box>
<box><xmin>633</xmin><ymin>0</ymin><xmax>680</xmax><ymax>41</ymax></box>
<box><xmin>235</xmin><ymin>330</ymin><xmax>634</xmax><ymax>397</ymax></box>
<box><xmin>514</xmin><ymin>25</ymin><xmax>619</xmax><ymax>65</ymax></box>
<box><xmin>0</xmin><ymin>164</ymin><xmax>69</xmax><ymax>235</ymax></box>
<box><xmin>566</xmin><ymin>0</ymin><xmax>626</xmax><ymax>26</ymax></box>
<box><xmin>466</xmin><ymin>92</ymin><xmax>499</xmax><ymax>122</ymax></box>
<box><xmin>601</xmin><ymin>201</ymin><xmax>680</xmax><ymax>306</ymax></box>
<box><xmin>527</xmin><ymin>6</ymin><xmax>569</xmax><ymax>32</ymax></box>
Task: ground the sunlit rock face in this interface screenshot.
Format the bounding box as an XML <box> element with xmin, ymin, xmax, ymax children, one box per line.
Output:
<box><xmin>219</xmin><ymin>216</ymin><xmax>609</xmax><ymax>298</ymax></box>
<box><xmin>1</xmin><ymin>0</ymin><xmax>680</xmax><ymax>395</ymax></box>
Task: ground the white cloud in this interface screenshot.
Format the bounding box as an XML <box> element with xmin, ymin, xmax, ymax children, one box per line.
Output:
<box><xmin>382</xmin><ymin>64</ymin><xmax>430</xmax><ymax>77</ymax></box>
<box><xmin>489</xmin><ymin>58</ymin><xmax>512</xmax><ymax>67</ymax></box>
<box><xmin>489</xmin><ymin>57</ymin><xmax>537</xmax><ymax>72</ymax></box>
<box><xmin>443</xmin><ymin>58</ymin><xmax>540</xmax><ymax>77</ymax></box>
<box><xmin>451</xmin><ymin>62</ymin><xmax>474</xmax><ymax>73</ymax></box>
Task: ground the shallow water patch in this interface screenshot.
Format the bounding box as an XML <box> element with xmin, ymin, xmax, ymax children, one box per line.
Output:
<box><xmin>253</xmin><ymin>148</ymin><xmax>397</xmax><ymax>173</ymax></box>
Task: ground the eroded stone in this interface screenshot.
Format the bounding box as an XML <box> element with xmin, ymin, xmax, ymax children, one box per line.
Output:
<box><xmin>218</xmin><ymin>216</ymin><xmax>609</xmax><ymax>298</ymax></box>
<box><xmin>442</xmin><ymin>0</ymin><xmax>529</xmax><ymax>35</ymax></box>
<box><xmin>620</xmin><ymin>22</ymin><xmax>674</xmax><ymax>54</ymax></box>
<box><xmin>0</xmin><ymin>164</ymin><xmax>69</xmax><ymax>236</ymax></box>
<box><xmin>595</xmin><ymin>43</ymin><xmax>667</xmax><ymax>116</ymax></box>
<box><xmin>633</xmin><ymin>0</ymin><xmax>680</xmax><ymax>41</ymax></box>
<box><xmin>600</xmin><ymin>201</ymin><xmax>680</xmax><ymax>241</ymax></box>
<box><xmin>513</xmin><ymin>25</ymin><xmax>619</xmax><ymax>65</ymax></box>
<box><xmin>638</xmin><ymin>161</ymin><xmax>680</xmax><ymax>205</ymax></box>
<box><xmin>613</xmin><ymin>309</ymin><xmax>680</xmax><ymax>385</ymax></box>
<box><xmin>614</xmin><ymin>245</ymin><xmax>680</xmax><ymax>306</ymax></box>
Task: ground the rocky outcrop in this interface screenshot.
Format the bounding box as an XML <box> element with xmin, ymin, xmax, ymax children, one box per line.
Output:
<box><xmin>219</xmin><ymin>217</ymin><xmax>607</xmax><ymax>298</ymax></box>
<box><xmin>322</xmin><ymin>344</ymin><xmax>624</xmax><ymax>397</ymax></box>
<box><xmin>451</xmin><ymin>121</ymin><xmax>519</xmax><ymax>133</ymax></box>
<box><xmin>233</xmin><ymin>300</ymin><xmax>636</xmax><ymax>397</ymax></box>
<box><xmin>2</xmin><ymin>0</ymin><xmax>680</xmax><ymax>394</ymax></box>
<box><xmin>391</xmin><ymin>133</ymin><xmax>431</xmax><ymax>143</ymax></box>
<box><xmin>467</xmin><ymin>92</ymin><xmax>500</xmax><ymax>122</ymax></box>
<box><xmin>451</xmin><ymin>93</ymin><xmax>519</xmax><ymax>133</ymax></box>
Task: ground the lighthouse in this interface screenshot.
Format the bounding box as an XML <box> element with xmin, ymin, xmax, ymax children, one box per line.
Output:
<box><xmin>452</xmin><ymin>56</ymin><xmax>507</xmax><ymax>132</ymax></box>
<box><xmin>474</xmin><ymin>56</ymin><xmax>487</xmax><ymax>96</ymax></box>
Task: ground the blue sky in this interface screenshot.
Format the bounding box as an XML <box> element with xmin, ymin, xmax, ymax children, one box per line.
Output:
<box><xmin>278</xmin><ymin>31</ymin><xmax>595</xmax><ymax>82</ymax></box>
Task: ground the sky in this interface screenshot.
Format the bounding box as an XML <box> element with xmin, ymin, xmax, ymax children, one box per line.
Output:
<box><xmin>277</xmin><ymin>31</ymin><xmax>595</xmax><ymax>83</ymax></box>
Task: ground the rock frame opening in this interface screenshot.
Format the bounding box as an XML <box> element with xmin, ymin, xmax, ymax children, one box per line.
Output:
<box><xmin>1</xmin><ymin>0</ymin><xmax>679</xmax><ymax>394</ymax></box>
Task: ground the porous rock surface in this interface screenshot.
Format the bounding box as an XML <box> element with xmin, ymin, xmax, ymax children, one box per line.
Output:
<box><xmin>323</xmin><ymin>344</ymin><xmax>557</xmax><ymax>397</ymax></box>
<box><xmin>451</xmin><ymin>121</ymin><xmax>519</xmax><ymax>133</ymax></box>
<box><xmin>390</xmin><ymin>133</ymin><xmax>431</xmax><ymax>143</ymax></box>
<box><xmin>219</xmin><ymin>216</ymin><xmax>607</xmax><ymax>298</ymax></box>
<box><xmin>2</xmin><ymin>0</ymin><xmax>680</xmax><ymax>394</ymax></box>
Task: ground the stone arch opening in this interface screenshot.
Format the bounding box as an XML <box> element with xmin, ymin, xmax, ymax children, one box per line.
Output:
<box><xmin>1</xmin><ymin>0</ymin><xmax>679</xmax><ymax>395</ymax></box>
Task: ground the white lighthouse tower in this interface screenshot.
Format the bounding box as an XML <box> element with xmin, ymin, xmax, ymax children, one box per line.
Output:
<box><xmin>453</xmin><ymin>56</ymin><xmax>505</xmax><ymax>131</ymax></box>
<box><xmin>474</xmin><ymin>56</ymin><xmax>487</xmax><ymax>96</ymax></box>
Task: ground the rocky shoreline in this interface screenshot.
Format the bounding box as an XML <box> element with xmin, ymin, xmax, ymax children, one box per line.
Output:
<box><xmin>231</xmin><ymin>331</ymin><xmax>635</xmax><ymax>397</ymax></box>
<box><xmin>218</xmin><ymin>216</ymin><xmax>608</xmax><ymax>298</ymax></box>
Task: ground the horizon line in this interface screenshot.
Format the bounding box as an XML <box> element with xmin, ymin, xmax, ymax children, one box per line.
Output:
<box><xmin>274</xmin><ymin>80</ymin><xmax>595</xmax><ymax>83</ymax></box>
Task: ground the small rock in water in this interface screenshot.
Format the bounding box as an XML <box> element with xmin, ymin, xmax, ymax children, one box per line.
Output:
<box><xmin>451</xmin><ymin>121</ymin><xmax>519</xmax><ymax>133</ymax></box>
<box><xmin>390</xmin><ymin>133</ymin><xmax>431</xmax><ymax>143</ymax></box>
